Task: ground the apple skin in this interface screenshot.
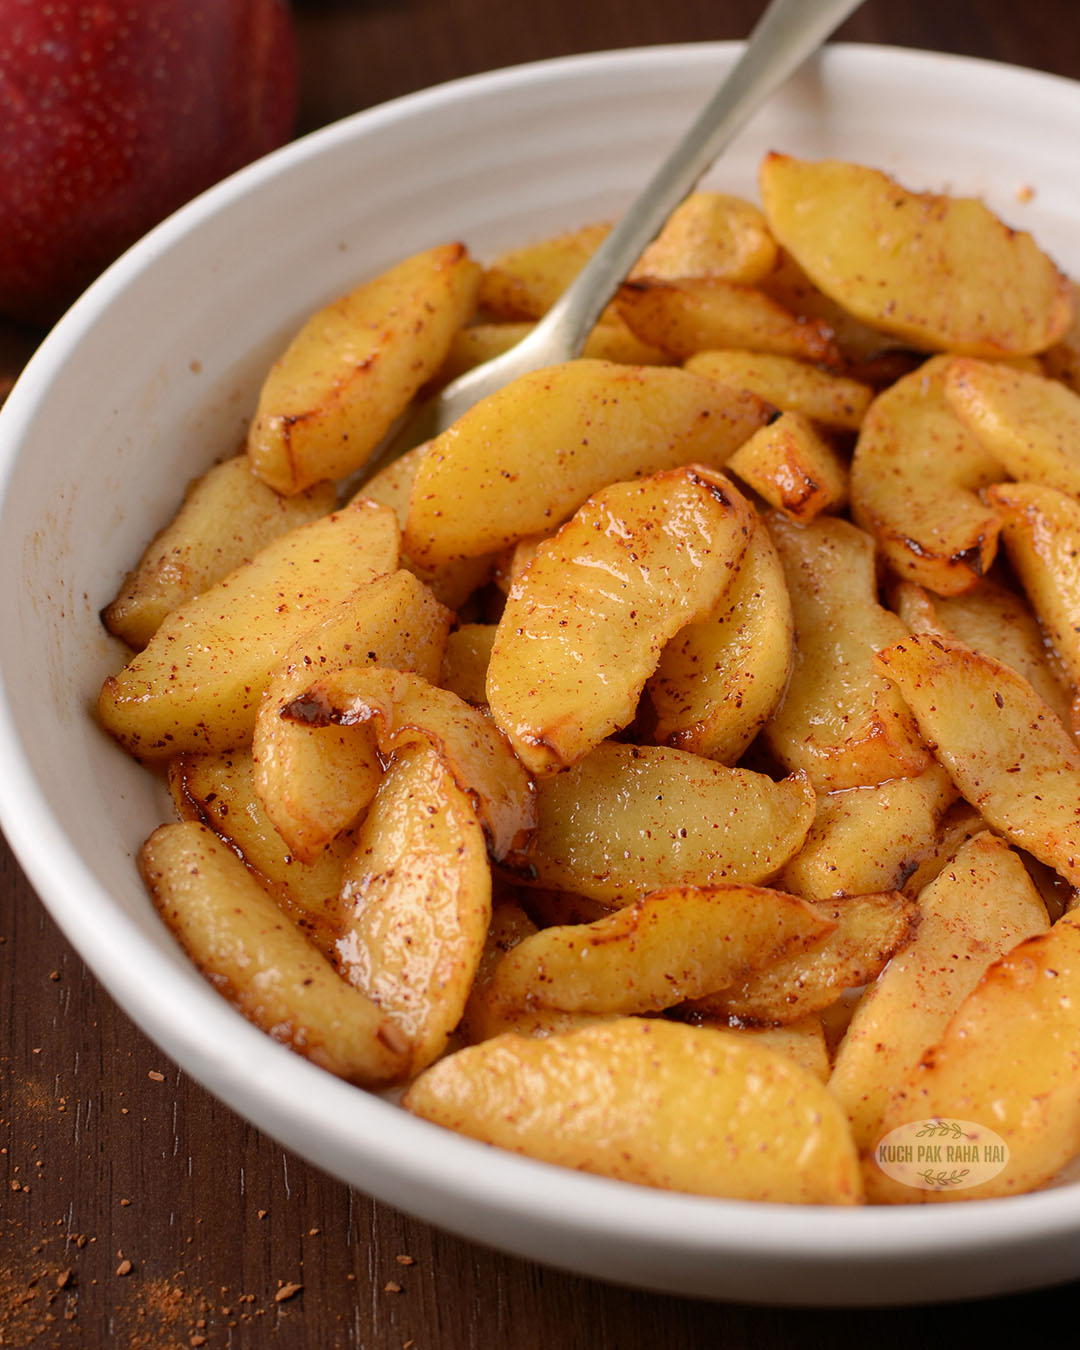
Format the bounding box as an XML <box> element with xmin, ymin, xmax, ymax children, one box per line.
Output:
<box><xmin>0</xmin><ymin>0</ymin><xmax>298</xmax><ymax>325</ymax></box>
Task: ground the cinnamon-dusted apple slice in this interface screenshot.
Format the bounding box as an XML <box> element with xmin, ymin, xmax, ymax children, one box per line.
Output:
<box><xmin>485</xmin><ymin>883</ymin><xmax>834</xmax><ymax>1017</ymax></box>
<box><xmin>759</xmin><ymin>154</ymin><xmax>1072</xmax><ymax>356</ymax></box>
<box><xmin>830</xmin><ymin>831</ymin><xmax>1049</xmax><ymax>1154</ymax></box>
<box><xmin>103</xmin><ymin>455</ymin><xmax>336</xmax><ymax>651</ymax></box>
<box><xmin>486</xmin><ymin>465</ymin><xmax>755</xmax><ymax>775</ymax></box>
<box><xmin>849</xmin><ymin>356</ymin><xmax>1006</xmax><ymax>595</ymax></box>
<box><xmin>403</xmin><ymin>360</ymin><xmax>768</xmax><ymax>569</ymax></box>
<box><xmin>404</xmin><ymin>1018</ymin><xmax>863</xmax><ymax>1204</ymax></box>
<box><xmin>869</xmin><ymin>909</ymin><xmax>1080</xmax><ymax>1203</ymax></box>
<box><xmin>725</xmin><ymin>410</ymin><xmax>849</xmax><ymax>523</ymax></box>
<box><xmin>945</xmin><ymin>357</ymin><xmax>1080</xmax><ymax>496</ymax></box>
<box><xmin>986</xmin><ymin>482</ymin><xmax>1080</xmax><ymax>688</ymax></box>
<box><xmin>778</xmin><ymin>765</ymin><xmax>957</xmax><ymax>900</ymax></box>
<box><xmin>689</xmin><ymin>891</ymin><xmax>918</xmax><ymax>1026</ymax></box>
<box><xmin>98</xmin><ymin>500</ymin><xmax>400</xmax><ymax>758</ymax></box>
<box><xmin>502</xmin><ymin>741</ymin><xmax>815</xmax><ymax>906</ymax></box>
<box><xmin>335</xmin><ymin>742</ymin><xmax>491</xmax><ymax>1074</ymax></box>
<box><xmin>762</xmin><ymin>513</ymin><xmax>931</xmax><ymax>790</ymax></box>
<box><xmin>615</xmin><ymin>276</ymin><xmax>840</xmax><ymax>364</ymax></box>
<box><xmin>248</xmin><ymin>243</ymin><xmax>481</xmax><ymax>494</ymax></box>
<box><xmin>647</xmin><ymin>517</ymin><xmax>794</xmax><ymax>765</ymax></box>
<box><xmin>169</xmin><ymin>748</ymin><xmax>352</xmax><ymax>954</ymax></box>
<box><xmin>874</xmin><ymin>633</ymin><xmax>1080</xmax><ymax>883</ymax></box>
<box><xmin>459</xmin><ymin>899</ymin><xmax>614</xmax><ymax>1045</ymax></box>
<box><xmin>252</xmin><ymin>570</ymin><xmax>452</xmax><ymax>864</ymax></box>
<box><xmin>686</xmin><ymin>349</ymin><xmax>873</xmax><ymax>430</ymax></box>
<box><xmin>282</xmin><ymin>666</ymin><xmax>535</xmax><ymax>862</ymax></box>
<box><xmin>890</xmin><ymin>573</ymin><xmax>1073</xmax><ymax>728</ymax></box>
<box><xmin>141</xmin><ymin>822</ymin><xmax>408</xmax><ymax>1086</ymax></box>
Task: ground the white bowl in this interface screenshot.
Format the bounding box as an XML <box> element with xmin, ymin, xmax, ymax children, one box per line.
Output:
<box><xmin>3</xmin><ymin>43</ymin><xmax>1080</xmax><ymax>1307</ymax></box>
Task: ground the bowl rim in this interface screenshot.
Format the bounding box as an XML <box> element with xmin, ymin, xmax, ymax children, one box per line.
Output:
<box><xmin>2</xmin><ymin>38</ymin><xmax>1080</xmax><ymax>1276</ymax></box>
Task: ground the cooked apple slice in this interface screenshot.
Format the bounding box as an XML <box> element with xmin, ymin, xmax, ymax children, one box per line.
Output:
<box><xmin>503</xmin><ymin>741</ymin><xmax>815</xmax><ymax>906</ymax></box>
<box><xmin>875</xmin><ymin>633</ymin><xmax>1080</xmax><ymax>883</ymax></box>
<box><xmin>615</xmin><ymin>276</ymin><xmax>839</xmax><ymax>364</ymax></box>
<box><xmin>986</xmin><ymin>482</ymin><xmax>1080</xmax><ymax>688</ymax></box>
<box><xmin>98</xmin><ymin>500</ymin><xmax>399</xmax><ymax>757</ymax></box>
<box><xmin>891</xmin><ymin>574</ymin><xmax>1073</xmax><ymax>728</ymax></box>
<box><xmin>169</xmin><ymin>748</ymin><xmax>351</xmax><ymax>954</ymax></box>
<box><xmin>284</xmin><ymin>666</ymin><xmax>534</xmax><ymax>861</ymax></box>
<box><xmin>141</xmin><ymin>821</ymin><xmax>407</xmax><ymax>1085</ymax></box>
<box><xmin>829</xmin><ymin>831</ymin><xmax>1049</xmax><ymax>1153</ymax></box>
<box><xmin>439</xmin><ymin>623</ymin><xmax>498</xmax><ymax>706</ymax></box>
<box><xmin>759</xmin><ymin>154</ymin><xmax>1072</xmax><ymax>356</ymax></box>
<box><xmin>1042</xmin><ymin>279</ymin><xmax>1080</xmax><ymax>391</ymax></box>
<box><xmin>778</xmin><ymin>765</ymin><xmax>957</xmax><ymax>900</ymax></box>
<box><xmin>358</xmin><ymin>442</ymin><xmax>495</xmax><ymax>610</ymax></box>
<box><xmin>103</xmin><ymin>455</ymin><xmax>336</xmax><ymax>651</ymax></box>
<box><xmin>725</xmin><ymin>410</ymin><xmax>849</xmax><ymax>523</ymax></box>
<box><xmin>630</xmin><ymin>191</ymin><xmax>778</xmax><ymax>284</ymax></box>
<box><xmin>252</xmin><ymin>570</ymin><xmax>452</xmax><ymax>864</ymax></box>
<box><xmin>402</xmin><ymin>359</ymin><xmax>768</xmax><ymax>569</ymax></box>
<box><xmin>336</xmin><ymin>742</ymin><xmax>491</xmax><ymax>1073</ymax></box>
<box><xmin>762</xmin><ymin>513</ymin><xmax>930</xmax><ymax>789</ymax></box>
<box><xmin>486</xmin><ymin>883</ymin><xmax>834</xmax><ymax>1017</ymax></box>
<box><xmin>486</xmin><ymin>466</ymin><xmax>755</xmax><ymax>775</ymax></box>
<box><xmin>686</xmin><ymin>349</ymin><xmax>873</xmax><ymax>431</ymax></box>
<box><xmin>461</xmin><ymin>898</ymin><xmax>620</xmax><ymax>1044</ymax></box>
<box><xmin>248</xmin><ymin>243</ymin><xmax>481</xmax><ymax>494</ymax></box>
<box><xmin>945</xmin><ymin>357</ymin><xmax>1080</xmax><ymax>496</ymax></box>
<box><xmin>404</xmin><ymin>1018</ymin><xmax>863</xmax><ymax>1204</ymax></box>
<box><xmin>899</xmin><ymin>801</ymin><xmax>988</xmax><ymax>900</ymax></box>
<box><xmin>869</xmin><ymin>910</ymin><xmax>1080</xmax><ymax>1203</ymax></box>
<box><xmin>759</xmin><ymin>248</ymin><xmax>906</xmax><ymax>366</ymax></box>
<box><xmin>690</xmin><ymin>891</ymin><xmax>918</xmax><ymax>1025</ymax></box>
<box><xmin>850</xmin><ymin>356</ymin><xmax>1006</xmax><ymax>595</ymax></box>
<box><xmin>647</xmin><ymin>518</ymin><xmax>794</xmax><ymax>764</ymax></box>
<box><xmin>715</xmin><ymin>1015</ymin><xmax>831</xmax><ymax>1084</ymax></box>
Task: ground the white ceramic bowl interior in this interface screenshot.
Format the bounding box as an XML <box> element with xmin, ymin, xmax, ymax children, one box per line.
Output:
<box><xmin>3</xmin><ymin>43</ymin><xmax>1080</xmax><ymax>1307</ymax></box>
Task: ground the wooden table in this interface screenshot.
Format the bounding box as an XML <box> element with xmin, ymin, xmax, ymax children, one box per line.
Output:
<box><xmin>4</xmin><ymin>1</ymin><xmax>1080</xmax><ymax>1345</ymax></box>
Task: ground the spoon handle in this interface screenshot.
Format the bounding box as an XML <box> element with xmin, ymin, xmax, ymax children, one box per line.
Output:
<box><xmin>407</xmin><ymin>0</ymin><xmax>864</xmax><ymax>444</ymax></box>
<box><xmin>538</xmin><ymin>0</ymin><xmax>864</xmax><ymax>355</ymax></box>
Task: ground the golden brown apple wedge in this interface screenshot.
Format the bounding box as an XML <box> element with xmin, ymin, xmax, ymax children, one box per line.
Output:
<box><xmin>402</xmin><ymin>359</ymin><xmax>769</xmax><ymax>569</ymax></box>
<box><xmin>404</xmin><ymin>1018</ymin><xmax>863</xmax><ymax>1204</ymax></box>
<box><xmin>849</xmin><ymin>356</ymin><xmax>1006</xmax><ymax>595</ymax></box>
<box><xmin>875</xmin><ymin>633</ymin><xmax>1080</xmax><ymax>883</ymax></box>
<box><xmin>762</xmin><ymin>513</ymin><xmax>931</xmax><ymax>789</ymax></box>
<box><xmin>759</xmin><ymin>154</ymin><xmax>1072</xmax><ymax>356</ymax></box>
<box><xmin>98</xmin><ymin>501</ymin><xmax>399</xmax><ymax>757</ymax></box>
<box><xmin>829</xmin><ymin>831</ymin><xmax>1049</xmax><ymax>1152</ymax></box>
<box><xmin>486</xmin><ymin>465</ymin><xmax>755</xmax><ymax>775</ymax></box>
<box><xmin>485</xmin><ymin>883</ymin><xmax>834</xmax><ymax>1017</ymax></box>
<box><xmin>335</xmin><ymin>743</ymin><xmax>491</xmax><ymax>1073</ymax></box>
<box><xmin>502</xmin><ymin>741</ymin><xmax>815</xmax><ymax>906</ymax></box>
<box><xmin>103</xmin><ymin>455</ymin><xmax>336</xmax><ymax>651</ymax></box>
<box><xmin>141</xmin><ymin>822</ymin><xmax>408</xmax><ymax>1086</ymax></box>
<box><xmin>248</xmin><ymin>242</ymin><xmax>481</xmax><ymax>494</ymax></box>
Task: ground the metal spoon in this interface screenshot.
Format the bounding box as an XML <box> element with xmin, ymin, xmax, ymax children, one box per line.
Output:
<box><xmin>380</xmin><ymin>0</ymin><xmax>865</xmax><ymax>465</ymax></box>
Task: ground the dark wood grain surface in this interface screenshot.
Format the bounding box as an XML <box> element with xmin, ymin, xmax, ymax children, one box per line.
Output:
<box><xmin>4</xmin><ymin>2</ymin><xmax>1080</xmax><ymax>1345</ymax></box>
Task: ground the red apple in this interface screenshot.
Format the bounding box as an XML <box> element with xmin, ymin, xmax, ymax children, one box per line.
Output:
<box><xmin>0</xmin><ymin>0</ymin><xmax>298</xmax><ymax>325</ymax></box>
